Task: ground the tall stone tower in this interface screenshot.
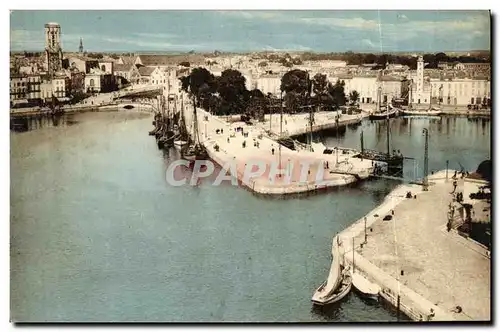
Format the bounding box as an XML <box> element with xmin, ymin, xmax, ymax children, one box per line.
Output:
<box><xmin>44</xmin><ymin>22</ymin><xmax>63</xmax><ymax>75</ymax></box>
<box><xmin>79</xmin><ymin>38</ymin><xmax>84</xmax><ymax>53</ymax></box>
<box><xmin>415</xmin><ymin>56</ymin><xmax>424</xmax><ymax>102</ymax></box>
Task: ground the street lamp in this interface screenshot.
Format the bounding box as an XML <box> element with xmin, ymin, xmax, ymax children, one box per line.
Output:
<box><xmin>422</xmin><ymin>128</ymin><xmax>429</xmax><ymax>191</ymax></box>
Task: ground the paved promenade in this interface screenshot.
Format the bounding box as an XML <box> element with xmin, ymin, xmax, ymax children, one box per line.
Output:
<box><xmin>335</xmin><ymin>171</ymin><xmax>490</xmax><ymax>321</ymax></box>
<box><xmin>181</xmin><ymin>102</ymin><xmax>373</xmax><ymax>195</ymax></box>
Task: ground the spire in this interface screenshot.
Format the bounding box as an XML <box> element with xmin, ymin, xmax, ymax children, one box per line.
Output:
<box><xmin>79</xmin><ymin>37</ymin><xmax>84</xmax><ymax>53</ymax></box>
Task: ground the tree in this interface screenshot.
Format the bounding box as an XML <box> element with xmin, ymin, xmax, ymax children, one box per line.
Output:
<box><xmin>217</xmin><ymin>69</ymin><xmax>248</xmax><ymax>115</ymax></box>
<box><xmin>281</xmin><ymin>69</ymin><xmax>310</xmax><ymax>113</ymax></box>
<box><xmin>245</xmin><ymin>88</ymin><xmax>267</xmax><ymax>120</ymax></box>
<box><xmin>328</xmin><ymin>80</ymin><xmax>347</xmax><ymax>110</ymax></box>
<box><xmin>179</xmin><ymin>67</ymin><xmax>216</xmax><ymax>105</ymax></box>
<box><xmin>349</xmin><ymin>90</ymin><xmax>360</xmax><ymax>106</ymax></box>
<box><xmin>312</xmin><ymin>73</ymin><xmax>332</xmax><ymax>109</ymax></box>
<box><xmin>179</xmin><ymin>61</ymin><xmax>190</xmax><ymax>67</ymax></box>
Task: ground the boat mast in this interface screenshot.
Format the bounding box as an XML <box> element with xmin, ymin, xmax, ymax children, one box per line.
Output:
<box><xmin>360</xmin><ymin>131</ymin><xmax>364</xmax><ymax>154</ymax></box>
<box><xmin>386</xmin><ymin>109</ymin><xmax>390</xmax><ymax>157</ymax></box>
<box><xmin>408</xmin><ymin>79</ymin><xmax>413</xmax><ymax>109</ymax></box>
<box><xmin>429</xmin><ymin>83</ymin><xmax>433</xmax><ymax>110</ymax></box>
<box><xmin>376</xmin><ymin>86</ymin><xmax>381</xmax><ymax>113</ymax></box>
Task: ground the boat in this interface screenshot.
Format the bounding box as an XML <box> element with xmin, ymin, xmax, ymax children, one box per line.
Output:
<box><xmin>312</xmin><ymin>236</ymin><xmax>353</xmax><ymax>306</ymax></box>
<box><xmin>352</xmin><ymin>272</ymin><xmax>380</xmax><ymax>301</ymax></box>
<box><xmin>401</xmin><ymin>108</ymin><xmax>442</xmax><ymax>117</ymax></box>
<box><xmin>173</xmin><ymin>140</ymin><xmax>188</xmax><ymax>151</ymax></box>
<box><xmin>368</xmin><ymin>108</ymin><xmax>398</xmax><ymax>120</ymax></box>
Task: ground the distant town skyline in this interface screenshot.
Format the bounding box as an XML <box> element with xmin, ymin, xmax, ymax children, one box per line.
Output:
<box><xmin>10</xmin><ymin>10</ymin><xmax>491</xmax><ymax>53</ymax></box>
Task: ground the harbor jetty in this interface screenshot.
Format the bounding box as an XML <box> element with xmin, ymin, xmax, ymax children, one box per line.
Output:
<box><xmin>319</xmin><ymin>170</ymin><xmax>490</xmax><ymax>321</ymax></box>
<box><xmin>260</xmin><ymin>112</ymin><xmax>366</xmax><ymax>138</ymax></box>
<box><xmin>179</xmin><ymin>101</ymin><xmax>374</xmax><ymax>195</ymax></box>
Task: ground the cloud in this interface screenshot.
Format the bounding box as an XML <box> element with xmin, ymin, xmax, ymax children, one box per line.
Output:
<box><xmin>397</xmin><ymin>14</ymin><xmax>408</xmax><ymax>20</ymax></box>
<box><xmin>133</xmin><ymin>32</ymin><xmax>178</xmax><ymax>39</ymax></box>
<box><xmin>300</xmin><ymin>17</ymin><xmax>379</xmax><ymax>30</ymax></box>
<box><xmin>361</xmin><ymin>39</ymin><xmax>377</xmax><ymax>48</ymax></box>
<box><xmin>10</xmin><ymin>29</ymin><xmax>45</xmax><ymax>49</ymax></box>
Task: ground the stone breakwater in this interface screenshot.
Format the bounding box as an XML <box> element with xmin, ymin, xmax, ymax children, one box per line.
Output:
<box><xmin>329</xmin><ymin>170</ymin><xmax>490</xmax><ymax>321</ymax></box>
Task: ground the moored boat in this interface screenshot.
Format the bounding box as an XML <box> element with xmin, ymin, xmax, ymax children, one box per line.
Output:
<box><xmin>174</xmin><ymin>140</ymin><xmax>189</xmax><ymax>151</ymax></box>
<box><xmin>352</xmin><ymin>272</ymin><xmax>380</xmax><ymax>301</ymax></box>
<box><xmin>401</xmin><ymin>108</ymin><xmax>442</xmax><ymax>117</ymax></box>
<box><xmin>368</xmin><ymin>109</ymin><xmax>398</xmax><ymax>120</ymax></box>
<box><xmin>312</xmin><ymin>236</ymin><xmax>353</xmax><ymax>306</ymax></box>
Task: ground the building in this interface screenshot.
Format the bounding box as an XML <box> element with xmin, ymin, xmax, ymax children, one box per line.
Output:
<box><xmin>84</xmin><ymin>69</ymin><xmax>116</xmax><ymax>93</ymax></box>
<box><xmin>255</xmin><ymin>74</ymin><xmax>281</xmax><ymax>96</ymax></box>
<box><xmin>40</xmin><ymin>79</ymin><xmax>53</xmax><ymax>101</ymax></box>
<box><xmin>44</xmin><ymin>22</ymin><xmax>64</xmax><ymax>75</ymax></box>
<box><xmin>70</xmin><ymin>71</ymin><xmax>86</xmax><ymax>94</ymax></box>
<box><xmin>52</xmin><ymin>75</ymin><xmax>70</xmax><ymax>100</ymax></box>
<box><xmin>137</xmin><ymin>66</ymin><xmax>155</xmax><ymax>84</ymax></box>
<box><xmin>429</xmin><ymin>78</ymin><xmax>490</xmax><ymax>106</ymax></box>
<box><xmin>342</xmin><ymin>75</ymin><xmax>378</xmax><ymax>104</ymax></box>
<box><xmin>10</xmin><ymin>74</ymin><xmax>41</xmax><ymax>103</ymax></box>
<box><xmin>97</xmin><ymin>61</ymin><xmax>114</xmax><ymax>75</ymax></box>
<box><xmin>134</xmin><ymin>54</ymin><xmax>205</xmax><ymax>68</ymax></box>
<box><xmin>150</xmin><ymin>67</ymin><xmax>168</xmax><ymax>85</ymax></box>
<box><xmin>113</xmin><ymin>64</ymin><xmax>140</xmax><ymax>83</ymax></box>
<box><xmin>66</xmin><ymin>55</ymin><xmax>99</xmax><ymax>74</ymax></box>
<box><xmin>379</xmin><ymin>75</ymin><xmax>404</xmax><ymax>102</ymax></box>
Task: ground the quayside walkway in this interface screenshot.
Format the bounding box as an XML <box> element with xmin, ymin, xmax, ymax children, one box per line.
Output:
<box><xmin>180</xmin><ymin>103</ymin><xmax>373</xmax><ymax>195</ymax></box>
<box><xmin>331</xmin><ymin>170</ymin><xmax>490</xmax><ymax>321</ymax></box>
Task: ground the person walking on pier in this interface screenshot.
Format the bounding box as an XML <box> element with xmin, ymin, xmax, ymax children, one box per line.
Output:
<box><xmin>271</xmin><ymin>146</ymin><xmax>275</xmax><ymax>155</ymax></box>
<box><xmin>452</xmin><ymin>179</ymin><xmax>458</xmax><ymax>193</ymax></box>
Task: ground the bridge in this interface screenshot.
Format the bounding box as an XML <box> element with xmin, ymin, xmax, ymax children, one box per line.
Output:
<box><xmin>10</xmin><ymin>85</ymin><xmax>165</xmax><ymax>118</ymax></box>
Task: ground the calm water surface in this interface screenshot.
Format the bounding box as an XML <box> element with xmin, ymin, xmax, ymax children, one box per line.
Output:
<box><xmin>10</xmin><ymin>112</ymin><xmax>490</xmax><ymax>322</ymax></box>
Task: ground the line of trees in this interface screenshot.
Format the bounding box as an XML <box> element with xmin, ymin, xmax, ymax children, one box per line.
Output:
<box><xmin>179</xmin><ymin>67</ymin><xmax>269</xmax><ymax>120</ymax></box>
<box><xmin>280</xmin><ymin>69</ymin><xmax>356</xmax><ymax>113</ymax></box>
<box><xmin>298</xmin><ymin>51</ymin><xmax>489</xmax><ymax>70</ymax></box>
<box><xmin>179</xmin><ymin>67</ymin><xmax>360</xmax><ymax>119</ymax></box>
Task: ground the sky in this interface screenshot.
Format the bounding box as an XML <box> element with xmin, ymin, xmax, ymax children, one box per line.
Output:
<box><xmin>10</xmin><ymin>10</ymin><xmax>491</xmax><ymax>53</ymax></box>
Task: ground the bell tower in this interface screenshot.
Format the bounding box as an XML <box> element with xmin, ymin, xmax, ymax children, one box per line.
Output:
<box><xmin>79</xmin><ymin>37</ymin><xmax>84</xmax><ymax>53</ymax></box>
<box><xmin>44</xmin><ymin>22</ymin><xmax>63</xmax><ymax>75</ymax></box>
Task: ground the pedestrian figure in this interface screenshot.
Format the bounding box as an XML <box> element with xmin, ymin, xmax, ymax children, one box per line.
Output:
<box><xmin>221</xmin><ymin>128</ymin><xmax>223</xmax><ymax>134</ymax></box>
<box><xmin>326</xmin><ymin>161</ymin><xmax>329</xmax><ymax>169</ymax></box>
<box><xmin>452</xmin><ymin>180</ymin><xmax>457</xmax><ymax>193</ymax></box>
<box><xmin>227</xmin><ymin>137</ymin><xmax>230</xmax><ymax>143</ymax></box>
<box><xmin>271</xmin><ymin>148</ymin><xmax>275</xmax><ymax>155</ymax></box>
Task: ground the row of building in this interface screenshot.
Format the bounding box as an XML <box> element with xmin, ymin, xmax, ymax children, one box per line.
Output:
<box><xmin>9</xmin><ymin>21</ymin><xmax>491</xmax><ymax>108</ymax></box>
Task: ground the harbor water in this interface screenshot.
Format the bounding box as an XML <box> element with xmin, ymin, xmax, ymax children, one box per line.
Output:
<box><xmin>10</xmin><ymin>112</ymin><xmax>490</xmax><ymax>322</ymax></box>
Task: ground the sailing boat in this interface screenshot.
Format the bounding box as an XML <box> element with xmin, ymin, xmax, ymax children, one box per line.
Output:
<box><xmin>181</xmin><ymin>97</ymin><xmax>208</xmax><ymax>161</ymax></box>
<box><xmin>369</xmin><ymin>86</ymin><xmax>397</xmax><ymax>120</ymax></box>
<box><xmin>312</xmin><ymin>236</ymin><xmax>352</xmax><ymax>306</ymax></box>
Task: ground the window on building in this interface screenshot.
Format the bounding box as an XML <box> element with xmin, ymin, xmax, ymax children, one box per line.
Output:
<box><xmin>90</xmin><ymin>79</ymin><xmax>95</xmax><ymax>87</ymax></box>
<box><xmin>101</xmin><ymin>65</ymin><xmax>106</xmax><ymax>72</ymax></box>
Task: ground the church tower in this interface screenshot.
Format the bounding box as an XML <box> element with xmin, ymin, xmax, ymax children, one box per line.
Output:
<box><xmin>79</xmin><ymin>37</ymin><xmax>84</xmax><ymax>53</ymax></box>
<box><xmin>44</xmin><ymin>22</ymin><xmax>63</xmax><ymax>76</ymax></box>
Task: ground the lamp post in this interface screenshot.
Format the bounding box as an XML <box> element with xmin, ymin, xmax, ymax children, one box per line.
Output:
<box><xmin>422</xmin><ymin>128</ymin><xmax>429</xmax><ymax>191</ymax></box>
